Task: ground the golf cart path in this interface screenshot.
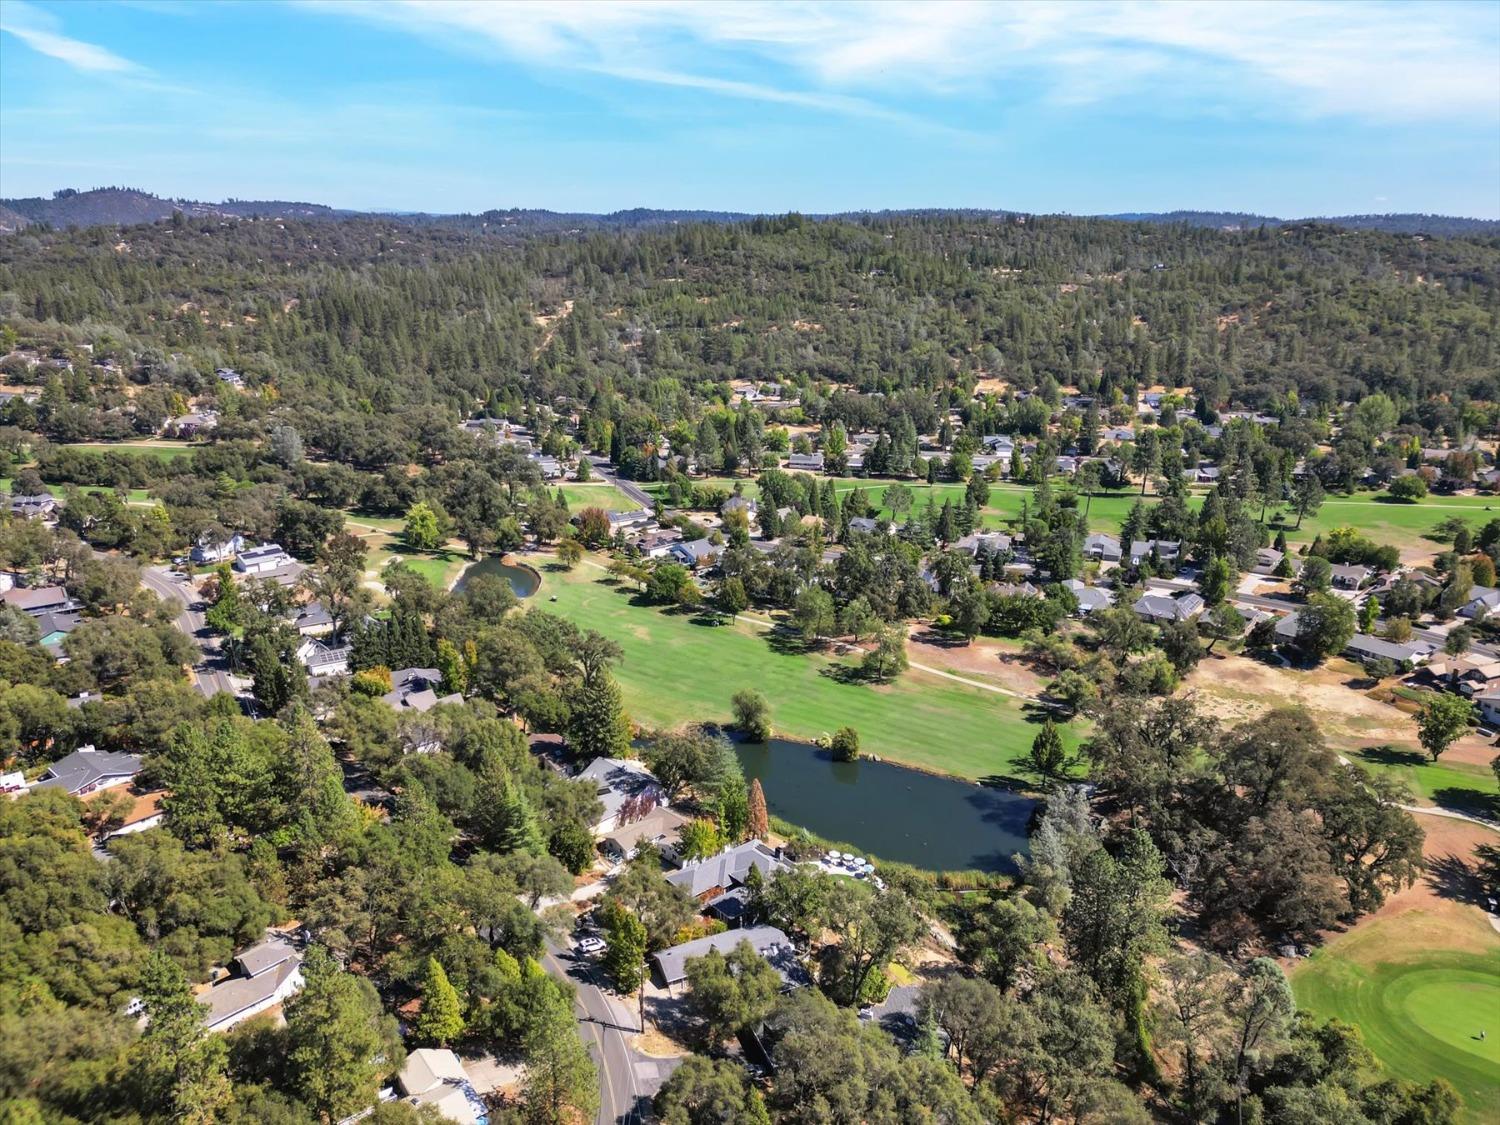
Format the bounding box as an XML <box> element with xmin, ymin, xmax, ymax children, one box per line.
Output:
<box><xmin>578</xmin><ymin>557</ymin><xmax>1045</xmax><ymax>704</ymax></box>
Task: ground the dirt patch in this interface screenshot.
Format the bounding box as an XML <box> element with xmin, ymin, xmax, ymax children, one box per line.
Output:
<box><xmin>974</xmin><ymin>377</ymin><xmax>1009</xmax><ymax>397</ymax></box>
<box><xmin>1441</xmin><ymin>733</ymin><xmax>1499</xmax><ymax>770</ymax></box>
<box><xmin>1186</xmin><ymin>656</ymin><xmax>1413</xmax><ymax>744</ymax></box>
<box><xmin>905</xmin><ymin>630</ymin><xmax>1047</xmax><ymax>696</ymax></box>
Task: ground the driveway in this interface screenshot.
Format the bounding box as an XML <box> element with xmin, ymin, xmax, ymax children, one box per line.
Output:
<box><xmin>139</xmin><ymin>565</ymin><xmax>234</xmax><ymax>697</ymax></box>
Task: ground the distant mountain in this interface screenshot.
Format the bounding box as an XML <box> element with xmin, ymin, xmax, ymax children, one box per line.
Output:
<box><xmin>3</xmin><ymin>187</ymin><xmax>1495</xmax><ymax>238</ymax></box>
<box><xmin>1103</xmin><ymin>210</ymin><xmax>1500</xmax><ymax>236</ymax></box>
<box><xmin>0</xmin><ymin>187</ymin><xmax>344</xmax><ymax>229</ymax></box>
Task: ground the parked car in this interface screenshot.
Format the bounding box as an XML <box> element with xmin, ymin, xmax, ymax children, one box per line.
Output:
<box><xmin>575</xmin><ymin>936</ymin><xmax>606</xmax><ymax>956</ymax></box>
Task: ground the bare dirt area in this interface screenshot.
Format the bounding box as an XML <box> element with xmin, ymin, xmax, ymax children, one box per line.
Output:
<box><xmin>1185</xmin><ymin>655</ymin><xmax>1412</xmax><ymax>744</ymax></box>
<box><xmin>1440</xmin><ymin>733</ymin><xmax>1499</xmax><ymax>770</ymax></box>
<box><xmin>905</xmin><ymin>629</ymin><xmax>1048</xmax><ymax>696</ymax></box>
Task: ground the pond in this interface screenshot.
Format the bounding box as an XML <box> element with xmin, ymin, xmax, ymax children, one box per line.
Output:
<box><xmin>454</xmin><ymin>556</ymin><xmax>541</xmax><ymax>598</ymax></box>
<box><xmin>732</xmin><ymin>738</ymin><xmax>1036</xmax><ymax>873</ymax></box>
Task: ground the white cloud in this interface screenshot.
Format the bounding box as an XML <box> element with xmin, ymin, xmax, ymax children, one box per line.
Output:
<box><xmin>0</xmin><ymin>0</ymin><xmax>141</xmax><ymax>74</ymax></box>
<box><xmin>304</xmin><ymin>0</ymin><xmax>1500</xmax><ymax>124</ymax></box>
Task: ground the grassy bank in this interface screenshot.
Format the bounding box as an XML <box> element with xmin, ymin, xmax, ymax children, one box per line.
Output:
<box><xmin>536</xmin><ymin>559</ymin><xmax>1073</xmax><ymax>781</ymax></box>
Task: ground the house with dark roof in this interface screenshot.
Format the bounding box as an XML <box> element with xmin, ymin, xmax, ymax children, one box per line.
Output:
<box><xmin>1128</xmin><ymin>539</ymin><xmax>1181</xmax><ymax>568</ymax></box>
<box><xmin>2</xmin><ymin>585</ymin><xmax>72</xmax><ymax>617</ymax></box>
<box><xmin>34</xmin><ymin>747</ymin><xmax>142</xmax><ymax>796</ymax></box>
<box><xmin>667</xmin><ymin>538</ymin><xmax>720</xmax><ymax>568</ymax></box>
<box><xmin>291</xmin><ymin>601</ymin><xmax>334</xmax><ymax>637</ymax></box>
<box><xmin>665</xmin><ymin>840</ymin><xmax>791</xmax><ymax>901</ymax></box>
<box><xmin>1344</xmin><ymin>633</ymin><xmax>1434</xmax><ymax>667</ymax></box>
<box><xmin>650</xmin><ymin>925</ymin><xmax>810</xmax><ymax>993</ymax></box>
<box><xmin>1083</xmin><ymin>533</ymin><xmax>1122</xmax><ymax>563</ymax></box>
<box><xmin>296</xmin><ymin>638</ymin><xmax>351</xmax><ymax>678</ymax></box>
<box><xmin>9</xmin><ymin>494</ymin><xmax>60</xmax><ymax>522</ymax></box>
<box><xmin>1064</xmin><ymin>579</ymin><xmax>1113</xmax><ymax>615</ymax></box>
<box><xmin>786</xmin><ymin>452</ymin><xmax>825</xmax><ymax>472</ymax></box>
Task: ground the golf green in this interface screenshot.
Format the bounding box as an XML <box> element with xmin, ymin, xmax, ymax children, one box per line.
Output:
<box><xmin>1294</xmin><ymin>913</ymin><xmax>1500</xmax><ymax>1122</ymax></box>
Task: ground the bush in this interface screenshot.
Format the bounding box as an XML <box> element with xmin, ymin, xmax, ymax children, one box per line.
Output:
<box><xmin>830</xmin><ymin>726</ymin><xmax>860</xmax><ymax>762</ymax></box>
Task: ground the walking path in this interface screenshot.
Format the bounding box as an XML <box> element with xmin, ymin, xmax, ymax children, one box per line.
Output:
<box><xmin>576</xmin><ymin>557</ymin><xmax>1049</xmax><ymax>705</ymax></box>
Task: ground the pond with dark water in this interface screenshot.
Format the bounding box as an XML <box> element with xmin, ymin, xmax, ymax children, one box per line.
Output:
<box><xmin>732</xmin><ymin>738</ymin><xmax>1036</xmax><ymax>873</ymax></box>
<box><xmin>454</xmin><ymin>556</ymin><xmax>541</xmax><ymax>598</ymax></box>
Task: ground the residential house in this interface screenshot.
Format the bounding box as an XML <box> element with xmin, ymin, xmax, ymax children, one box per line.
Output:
<box><xmin>786</xmin><ymin>452</ymin><xmax>825</xmax><ymax>472</ymax></box>
<box><xmin>1330</xmin><ymin>564</ymin><xmax>1373</xmax><ymax>591</ymax></box>
<box><xmin>36</xmin><ymin>609</ymin><xmax>81</xmax><ymax>656</ymax></box>
<box><xmin>722</xmin><ymin>495</ymin><xmax>757</xmax><ymax>518</ymax></box>
<box><xmin>296</xmin><ymin>638</ymin><xmax>351</xmax><ymax>678</ymax></box>
<box><xmin>530</xmin><ymin>454</ymin><xmax>564</xmax><ymax>479</ymax></box>
<box><xmin>214</xmin><ymin>368</ymin><xmax>245</xmax><ymax>389</ymax></box>
<box><xmin>606</xmin><ymin>508</ymin><xmax>655</xmax><ymax>535</ymax></box>
<box><xmin>638</xmin><ymin>528</ymin><xmax>684</xmax><ymax>558</ymax></box>
<box><xmin>165</xmin><ymin>411</ymin><xmax>217</xmax><ymax>438</ymax></box>
<box><xmin>1133</xmin><ymin>590</ymin><xmax>1205</xmax><ymax>624</ymax></box>
<box><xmin>1083</xmin><ymin>533</ymin><xmax>1122</xmax><ymax>563</ymax></box>
<box><xmin>1344</xmin><ymin>633</ymin><xmax>1433</xmax><ymax>667</ymax></box>
<box><xmin>1063</xmin><ymin>579</ymin><xmax>1113</xmax><ymax>615</ymax></box>
<box><xmin>9</xmin><ymin>494</ymin><xmax>59</xmax><ymax>522</ymax></box>
<box><xmin>292</xmin><ymin>601</ymin><xmax>334</xmax><ymax>637</ymax></box>
<box><xmin>1128</xmin><ymin>539</ymin><xmax>1181</xmax><ymax>568</ymax></box>
<box><xmin>234</xmin><ymin>543</ymin><xmax>294</xmax><ymax>576</ymax></box>
<box><xmin>1252</xmin><ymin>547</ymin><xmax>1287</xmax><ymax>576</ymax></box>
<box><xmin>199</xmin><ymin>934</ymin><xmax>304</xmax><ymax>1033</ymax></box>
<box><xmin>3</xmin><ymin>585</ymin><xmax>73</xmax><ymax>617</ymax></box>
<box><xmin>396</xmin><ymin>1049</ymin><xmax>489</xmax><ymax>1125</ymax></box>
<box><xmin>380</xmin><ymin>667</ymin><xmax>462</xmax><ymax>715</ymax></box>
<box><xmin>666</xmin><ymin>840</ymin><xmax>791</xmax><ymax>901</ymax></box>
<box><xmin>1422</xmin><ymin>655</ymin><xmax>1500</xmax><ymax>696</ymax></box>
<box><xmin>33</xmin><ymin>746</ymin><xmax>142</xmax><ymax>796</ymax></box>
<box><xmin>599</xmin><ymin>806</ymin><xmax>691</xmax><ymax>864</ymax></box>
<box><xmin>1457</xmin><ymin>585</ymin><xmax>1500</xmax><ymax>621</ymax></box>
<box><xmin>94</xmin><ymin>788</ymin><xmax>167</xmax><ymax>841</ymax></box>
<box><xmin>1102</xmin><ymin>426</ymin><xmax>1136</xmax><ymax>443</ymax></box>
<box><xmin>576</xmin><ymin>758</ymin><xmax>666</xmax><ymax>836</ymax></box>
<box><xmin>191</xmin><ymin>533</ymin><xmax>245</xmax><ymax>566</ymax></box>
<box><xmin>667</xmin><ymin>538</ymin><xmax>720</xmax><ymax>569</ymax></box>
<box><xmin>650</xmin><ymin>925</ymin><xmax>810</xmax><ymax>993</ymax></box>
<box><xmin>847</xmin><ymin>516</ymin><xmax>889</xmax><ymax>536</ymax></box>
<box><xmin>956</xmin><ymin>530</ymin><xmax>1014</xmax><ymax>557</ymax></box>
<box><xmin>990</xmin><ymin>580</ymin><xmax>1043</xmax><ymax>600</ymax></box>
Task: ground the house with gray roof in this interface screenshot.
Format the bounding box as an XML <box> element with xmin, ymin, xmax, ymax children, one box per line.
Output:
<box><xmin>1063</xmin><ymin>579</ymin><xmax>1113</xmax><ymax>615</ymax></box>
<box><xmin>650</xmin><ymin>925</ymin><xmax>810</xmax><ymax>993</ymax></box>
<box><xmin>1129</xmin><ymin>539</ymin><xmax>1181</xmax><ymax>568</ymax></box>
<box><xmin>667</xmin><ymin>538</ymin><xmax>721</xmax><ymax>568</ymax></box>
<box><xmin>1083</xmin><ymin>533</ymin><xmax>1122</xmax><ymax>563</ymax></box>
<box><xmin>665</xmin><ymin>840</ymin><xmax>791</xmax><ymax>900</ymax></box>
<box><xmin>786</xmin><ymin>452</ymin><xmax>824</xmax><ymax>472</ymax></box>
<box><xmin>34</xmin><ymin>746</ymin><xmax>142</xmax><ymax>797</ymax></box>
<box><xmin>199</xmin><ymin>934</ymin><xmax>304</xmax><ymax>1033</ymax></box>
<box><xmin>1344</xmin><ymin>633</ymin><xmax>1434</xmax><ymax>667</ymax></box>
<box><xmin>576</xmin><ymin>758</ymin><xmax>666</xmax><ymax>835</ymax></box>
<box><xmin>1133</xmin><ymin>590</ymin><xmax>1204</xmax><ymax>624</ymax></box>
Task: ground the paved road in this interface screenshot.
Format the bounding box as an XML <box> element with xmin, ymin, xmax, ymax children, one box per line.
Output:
<box><xmin>586</xmin><ymin>456</ymin><xmax>655</xmax><ymax>511</ymax></box>
<box><xmin>541</xmin><ymin>941</ymin><xmax>674</xmax><ymax>1124</ymax></box>
<box><xmin>139</xmin><ymin>565</ymin><xmax>234</xmax><ymax>696</ymax></box>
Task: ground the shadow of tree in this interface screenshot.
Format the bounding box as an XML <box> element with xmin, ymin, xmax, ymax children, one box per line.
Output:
<box><xmin>1432</xmin><ymin>787</ymin><xmax>1500</xmax><ymax>820</ymax></box>
<box><xmin>1424</xmin><ymin>853</ymin><xmax>1484</xmax><ymax>906</ymax></box>
<box><xmin>1357</xmin><ymin>746</ymin><xmax>1428</xmax><ymax>768</ymax></box>
<box><xmin>818</xmin><ymin>663</ymin><xmax>869</xmax><ymax>686</ymax></box>
<box><xmin>765</xmin><ymin>627</ymin><xmax>817</xmax><ymax>657</ymax></box>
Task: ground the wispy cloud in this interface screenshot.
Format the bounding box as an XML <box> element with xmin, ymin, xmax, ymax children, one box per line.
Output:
<box><xmin>304</xmin><ymin>0</ymin><xmax>1500</xmax><ymax>125</ymax></box>
<box><xmin>0</xmin><ymin>0</ymin><xmax>142</xmax><ymax>74</ymax></box>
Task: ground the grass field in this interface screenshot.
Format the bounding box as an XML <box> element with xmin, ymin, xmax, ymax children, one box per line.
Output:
<box><xmin>1351</xmin><ymin>747</ymin><xmax>1500</xmax><ymax>819</ymax></box>
<box><xmin>1293</xmin><ymin>909</ymin><xmax>1500</xmax><ymax>1122</ymax></box>
<box><xmin>536</xmin><ymin>559</ymin><xmax>1073</xmax><ymax>781</ymax></box>
<box><xmin>56</xmin><ymin>440</ymin><xmax>199</xmax><ymax>461</ymax></box>
<box><xmin>554</xmin><ymin>483</ymin><xmax>637</xmax><ymax>511</ymax></box>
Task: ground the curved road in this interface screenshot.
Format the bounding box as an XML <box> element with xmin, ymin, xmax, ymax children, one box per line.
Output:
<box><xmin>139</xmin><ymin>565</ymin><xmax>234</xmax><ymax>697</ymax></box>
<box><xmin>542</xmin><ymin>941</ymin><xmax>674</xmax><ymax>1124</ymax></box>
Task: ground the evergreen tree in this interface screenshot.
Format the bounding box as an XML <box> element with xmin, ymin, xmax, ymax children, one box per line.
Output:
<box><xmin>413</xmin><ymin>957</ymin><xmax>465</xmax><ymax>1047</ymax></box>
<box><xmin>568</xmin><ymin>667</ymin><xmax>632</xmax><ymax>759</ymax></box>
<box><xmin>747</xmin><ymin>778</ymin><xmax>769</xmax><ymax>840</ymax></box>
<box><xmin>132</xmin><ymin>951</ymin><xmax>232</xmax><ymax>1125</ymax></box>
<box><xmin>286</xmin><ymin>947</ymin><xmax>402</xmax><ymax>1123</ymax></box>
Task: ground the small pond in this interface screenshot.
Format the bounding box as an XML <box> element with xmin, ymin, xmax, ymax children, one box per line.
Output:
<box><xmin>454</xmin><ymin>556</ymin><xmax>541</xmax><ymax>599</ymax></box>
<box><xmin>732</xmin><ymin>738</ymin><xmax>1036</xmax><ymax>873</ymax></box>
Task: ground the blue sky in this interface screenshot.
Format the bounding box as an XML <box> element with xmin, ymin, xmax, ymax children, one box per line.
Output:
<box><xmin>2</xmin><ymin>0</ymin><xmax>1498</xmax><ymax>217</ymax></box>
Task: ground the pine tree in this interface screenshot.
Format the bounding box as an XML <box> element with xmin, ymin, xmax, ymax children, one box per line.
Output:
<box><xmin>496</xmin><ymin>778</ymin><xmax>547</xmax><ymax>856</ymax></box>
<box><xmin>413</xmin><ymin>957</ymin><xmax>465</xmax><ymax>1047</ymax></box>
<box><xmin>569</xmin><ymin>667</ymin><xmax>631</xmax><ymax>759</ymax></box>
<box><xmin>747</xmin><ymin>778</ymin><xmax>769</xmax><ymax>840</ymax></box>
<box><xmin>132</xmin><ymin>951</ymin><xmax>232</xmax><ymax>1125</ymax></box>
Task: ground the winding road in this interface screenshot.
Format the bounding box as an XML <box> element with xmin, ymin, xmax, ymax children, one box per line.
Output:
<box><xmin>139</xmin><ymin>564</ymin><xmax>234</xmax><ymax>697</ymax></box>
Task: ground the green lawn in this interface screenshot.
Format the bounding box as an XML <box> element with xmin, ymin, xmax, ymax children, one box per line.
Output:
<box><xmin>554</xmin><ymin>483</ymin><xmax>636</xmax><ymax>512</ymax></box>
<box><xmin>1350</xmin><ymin>747</ymin><xmax>1500</xmax><ymax>819</ymax></box>
<box><xmin>535</xmin><ymin>560</ymin><xmax>1075</xmax><ymax>782</ymax></box>
<box><xmin>384</xmin><ymin>550</ymin><xmax>468</xmax><ymax>589</ymax></box>
<box><xmin>1293</xmin><ymin>911</ymin><xmax>1500</xmax><ymax>1122</ymax></box>
<box><xmin>1287</xmin><ymin>493</ymin><xmax>1500</xmax><ymax>552</ymax></box>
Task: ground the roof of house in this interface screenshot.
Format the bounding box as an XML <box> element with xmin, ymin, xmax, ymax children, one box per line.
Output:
<box><xmin>1330</xmin><ymin>564</ymin><xmax>1373</xmax><ymax>582</ymax></box>
<box><xmin>200</xmin><ymin>955</ymin><xmax>301</xmax><ymax>1030</ymax></box>
<box><xmin>384</xmin><ymin>687</ymin><xmax>463</xmax><ymax>714</ymax></box>
<box><xmin>1064</xmin><ymin>579</ymin><xmax>1113</xmax><ymax>610</ymax></box>
<box><xmin>1130</xmin><ymin>539</ymin><xmax>1181</xmax><ymax>559</ymax></box>
<box><xmin>233</xmin><ymin>934</ymin><xmax>300</xmax><ymax>978</ymax></box>
<box><xmin>1084</xmin><ymin>532</ymin><xmax>1122</xmax><ymax>552</ymax></box>
<box><xmin>847</xmin><ymin>517</ymin><xmax>881</xmax><ymax>534</ymax></box>
<box><xmin>2</xmin><ymin>586</ymin><xmax>69</xmax><ymax>613</ymax></box>
<box><xmin>1134</xmin><ymin>591</ymin><xmax>1204</xmax><ymax>621</ymax></box>
<box><xmin>670</xmin><ymin>538</ymin><xmax>720</xmax><ymax>563</ymax></box>
<box><xmin>1345</xmin><ymin>633</ymin><xmax>1432</xmax><ymax>663</ymax></box>
<box><xmin>399</xmin><ymin>1047</ymin><xmax>469</xmax><ymax>1096</ymax></box>
<box><xmin>237</xmin><ymin>543</ymin><xmax>289</xmax><ymax>563</ymax></box>
<box><xmin>600</xmin><ymin>805</ymin><xmax>691</xmax><ymax>855</ymax></box>
<box><xmin>665</xmin><ymin>840</ymin><xmax>790</xmax><ymax>899</ymax></box>
<box><xmin>577</xmin><ymin>758</ymin><xmax>663</xmax><ymax>825</ymax></box>
<box><xmin>651</xmin><ymin>925</ymin><xmax>808</xmax><ymax>988</ymax></box>
<box><xmin>35</xmin><ymin>747</ymin><xmax>142</xmax><ymax>794</ymax></box>
<box><xmin>294</xmin><ymin>602</ymin><xmax>332</xmax><ymax>629</ymax></box>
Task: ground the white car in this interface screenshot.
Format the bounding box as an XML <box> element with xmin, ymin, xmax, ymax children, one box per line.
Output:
<box><xmin>575</xmin><ymin>936</ymin><xmax>606</xmax><ymax>956</ymax></box>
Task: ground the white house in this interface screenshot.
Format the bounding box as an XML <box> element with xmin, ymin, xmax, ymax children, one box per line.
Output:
<box><xmin>576</xmin><ymin>758</ymin><xmax>666</xmax><ymax>836</ymax></box>
<box><xmin>397</xmin><ymin>1049</ymin><xmax>489</xmax><ymax>1125</ymax></box>
<box><xmin>234</xmin><ymin>543</ymin><xmax>294</xmax><ymax>576</ymax></box>
<box><xmin>191</xmin><ymin>533</ymin><xmax>245</xmax><ymax>566</ymax></box>
<box><xmin>34</xmin><ymin>747</ymin><xmax>142</xmax><ymax>797</ymax></box>
<box><xmin>199</xmin><ymin>934</ymin><xmax>304</xmax><ymax>1033</ymax></box>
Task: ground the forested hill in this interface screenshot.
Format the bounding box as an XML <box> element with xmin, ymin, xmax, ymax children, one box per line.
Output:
<box><xmin>3</xmin><ymin>186</ymin><xmax>1495</xmax><ymax>236</ymax></box>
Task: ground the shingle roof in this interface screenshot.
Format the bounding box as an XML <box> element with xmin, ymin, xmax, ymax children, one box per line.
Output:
<box><xmin>35</xmin><ymin>747</ymin><xmax>142</xmax><ymax>794</ymax></box>
<box><xmin>665</xmin><ymin>840</ymin><xmax>790</xmax><ymax>898</ymax></box>
<box><xmin>650</xmin><ymin>925</ymin><xmax>808</xmax><ymax>988</ymax></box>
